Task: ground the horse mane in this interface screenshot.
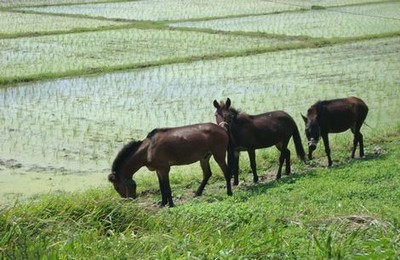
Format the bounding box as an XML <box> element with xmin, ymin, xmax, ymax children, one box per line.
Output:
<box><xmin>308</xmin><ymin>101</ymin><xmax>321</xmax><ymax>115</ymax></box>
<box><xmin>146</xmin><ymin>128</ymin><xmax>169</xmax><ymax>138</ymax></box>
<box><xmin>112</xmin><ymin>140</ymin><xmax>142</xmax><ymax>175</ymax></box>
<box><xmin>307</xmin><ymin>104</ymin><xmax>318</xmax><ymax>114</ymax></box>
<box><xmin>218</xmin><ymin>101</ymin><xmax>245</xmax><ymax>118</ymax></box>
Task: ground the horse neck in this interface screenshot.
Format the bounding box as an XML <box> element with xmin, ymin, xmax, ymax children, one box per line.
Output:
<box><xmin>229</xmin><ymin>113</ymin><xmax>249</xmax><ymax>143</ymax></box>
<box><xmin>120</xmin><ymin>141</ymin><xmax>148</xmax><ymax>180</ymax></box>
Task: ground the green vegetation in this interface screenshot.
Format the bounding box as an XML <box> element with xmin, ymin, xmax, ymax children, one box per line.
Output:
<box><xmin>1</xmin><ymin>130</ymin><xmax>399</xmax><ymax>258</ymax></box>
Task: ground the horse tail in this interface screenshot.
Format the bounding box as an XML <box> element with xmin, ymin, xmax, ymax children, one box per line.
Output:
<box><xmin>363</xmin><ymin>121</ymin><xmax>372</xmax><ymax>129</ymax></box>
<box><xmin>292</xmin><ymin>125</ymin><xmax>306</xmax><ymax>162</ymax></box>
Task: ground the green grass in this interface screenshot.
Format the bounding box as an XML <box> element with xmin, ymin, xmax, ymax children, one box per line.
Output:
<box><xmin>1</xmin><ymin>129</ymin><xmax>399</xmax><ymax>258</ymax></box>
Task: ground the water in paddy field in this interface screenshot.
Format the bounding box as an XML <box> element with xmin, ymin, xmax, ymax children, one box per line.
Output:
<box><xmin>1</xmin><ymin>37</ymin><xmax>399</xmax><ymax>204</ymax></box>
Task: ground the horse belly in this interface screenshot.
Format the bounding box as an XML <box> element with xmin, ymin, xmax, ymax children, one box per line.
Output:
<box><xmin>161</xmin><ymin>143</ymin><xmax>210</xmax><ymax>166</ymax></box>
<box><xmin>325</xmin><ymin>117</ymin><xmax>353</xmax><ymax>133</ymax></box>
<box><xmin>328</xmin><ymin>125</ymin><xmax>350</xmax><ymax>133</ymax></box>
<box><xmin>237</xmin><ymin>133</ymin><xmax>279</xmax><ymax>150</ymax></box>
<box><xmin>169</xmin><ymin>150</ymin><xmax>208</xmax><ymax>165</ymax></box>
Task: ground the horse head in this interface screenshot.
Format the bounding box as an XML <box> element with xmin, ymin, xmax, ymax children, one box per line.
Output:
<box><xmin>213</xmin><ymin>98</ymin><xmax>234</xmax><ymax>130</ymax></box>
<box><xmin>108</xmin><ymin>171</ymin><xmax>137</xmax><ymax>199</ymax></box>
<box><xmin>301</xmin><ymin>108</ymin><xmax>320</xmax><ymax>160</ymax></box>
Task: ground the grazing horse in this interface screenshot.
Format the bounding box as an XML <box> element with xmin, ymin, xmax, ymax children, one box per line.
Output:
<box><xmin>213</xmin><ymin>98</ymin><xmax>305</xmax><ymax>184</ymax></box>
<box><xmin>301</xmin><ymin>96</ymin><xmax>369</xmax><ymax>166</ymax></box>
<box><xmin>108</xmin><ymin>123</ymin><xmax>232</xmax><ymax>207</ymax></box>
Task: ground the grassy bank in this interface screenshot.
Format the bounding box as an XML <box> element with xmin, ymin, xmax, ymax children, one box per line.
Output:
<box><xmin>1</xmin><ymin>129</ymin><xmax>399</xmax><ymax>258</ymax></box>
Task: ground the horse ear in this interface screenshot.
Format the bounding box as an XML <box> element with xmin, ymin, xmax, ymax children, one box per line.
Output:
<box><xmin>226</xmin><ymin>98</ymin><xmax>231</xmax><ymax>108</ymax></box>
<box><xmin>213</xmin><ymin>100</ymin><xmax>220</xmax><ymax>109</ymax></box>
<box><xmin>301</xmin><ymin>113</ymin><xmax>307</xmax><ymax>123</ymax></box>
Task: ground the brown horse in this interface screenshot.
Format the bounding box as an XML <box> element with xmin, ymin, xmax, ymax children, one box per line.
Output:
<box><xmin>301</xmin><ymin>96</ymin><xmax>369</xmax><ymax>166</ymax></box>
<box><xmin>213</xmin><ymin>98</ymin><xmax>305</xmax><ymax>184</ymax></box>
<box><xmin>108</xmin><ymin>123</ymin><xmax>232</xmax><ymax>207</ymax></box>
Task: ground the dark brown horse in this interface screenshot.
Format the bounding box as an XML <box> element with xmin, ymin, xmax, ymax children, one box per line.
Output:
<box><xmin>301</xmin><ymin>96</ymin><xmax>369</xmax><ymax>166</ymax></box>
<box><xmin>213</xmin><ymin>98</ymin><xmax>305</xmax><ymax>184</ymax></box>
<box><xmin>108</xmin><ymin>123</ymin><xmax>232</xmax><ymax>207</ymax></box>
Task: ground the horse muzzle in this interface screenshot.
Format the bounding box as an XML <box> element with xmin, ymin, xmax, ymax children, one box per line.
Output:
<box><xmin>308</xmin><ymin>140</ymin><xmax>317</xmax><ymax>160</ymax></box>
<box><xmin>122</xmin><ymin>179</ymin><xmax>137</xmax><ymax>199</ymax></box>
<box><xmin>218</xmin><ymin>121</ymin><xmax>230</xmax><ymax>131</ymax></box>
<box><xmin>308</xmin><ymin>139</ymin><xmax>317</xmax><ymax>151</ymax></box>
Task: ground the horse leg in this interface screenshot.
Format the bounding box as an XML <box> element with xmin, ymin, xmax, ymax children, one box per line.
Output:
<box><xmin>231</xmin><ymin>151</ymin><xmax>240</xmax><ymax>186</ymax></box>
<box><xmin>359</xmin><ymin>132</ymin><xmax>364</xmax><ymax>157</ymax></box>
<box><xmin>285</xmin><ymin>148</ymin><xmax>291</xmax><ymax>175</ymax></box>
<box><xmin>247</xmin><ymin>149</ymin><xmax>258</xmax><ymax>183</ymax></box>
<box><xmin>321</xmin><ymin>133</ymin><xmax>332</xmax><ymax>166</ymax></box>
<box><xmin>195</xmin><ymin>154</ymin><xmax>212</xmax><ymax>196</ymax></box>
<box><xmin>227</xmin><ymin>147</ymin><xmax>238</xmax><ymax>185</ymax></box>
<box><xmin>351</xmin><ymin>134</ymin><xmax>357</xmax><ymax>159</ymax></box>
<box><xmin>275</xmin><ymin>143</ymin><xmax>284</xmax><ymax>180</ymax></box>
<box><xmin>350</xmin><ymin>127</ymin><xmax>358</xmax><ymax>159</ymax></box>
<box><xmin>352</xmin><ymin>131</ymin><xmax>364</xmax><ymax>158</ymax></box>
<box><xmin>280</xmin><ymin>137</ymin><xmax>291</xmax><ymax>175</ymax></box>
<box><xmin>156</xmin><ymin>173</ymin><xmax>167</xmax><ymax>206</ymax></box>
<box><xmin>352</xmin><ymin>122</ymin><xmax>365</xmax><ymax>158</ymax></box>
<box><xmin>156</xmin><ymin>168</ymin><xmax>174</xmax><ymax>207</ymax></box>
<box><xmin>213</xmin><ymin>152</ymin><xmax>233</xmax><ymax>196</ymax></box>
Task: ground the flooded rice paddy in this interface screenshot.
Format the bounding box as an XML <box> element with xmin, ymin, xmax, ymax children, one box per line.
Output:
<box><xmin>1</xmin><ymin>36</ymin><xmax>399</xmax><ymax>204</ymax></box>
<box><xmin>171</xmin><ymin>2</ymin><xmax>400</xmax><ymax>38</ymax></box>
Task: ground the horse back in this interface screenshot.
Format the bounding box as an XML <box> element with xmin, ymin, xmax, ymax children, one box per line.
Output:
<box><xmin>318</xmin><ymin>97</ymin><xmax>368</xmax><ymax>133</ymax></box>
<box><xmin>249</xmin><ymin>110</ymin><xmax>296</xmax><ymax>130</ymax></box>
<box><xmin>236</xmin><ymin>110</ymin><xmax>297</xmax><ymax>148</ymax></box>
<box><xmin>146</xmin><ymin>123</ymin><xmax>228</xmax><ymax>167</ymax></box>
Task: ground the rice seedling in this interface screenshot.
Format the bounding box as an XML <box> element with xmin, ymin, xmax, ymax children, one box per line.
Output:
<box><xmin>0</xmin><ymin>11</ymin><xmax>122</xmax><ymax>36</ymax></box>
<box><xmin>17</xmin><ymin>0</ymin><xmax>302</xmax><ymax>21</ymax></box>
<box><xmin>0</xmin><ymin>27</ymin><xmax>301</xmax><ymax>85</ymax></box>
<box><xmin>267</xmin><ymin>0</ymin><xmax>391</xmax><ymax>8</ymax></box>
<box><xmin>171</xmin><ymin>4</ymin><xmax>400</xmax><ymax>38</ymax></box>
<box><xmin>0</xmin><ymin>0</ymin><xmax>114</xmax><ymax>8</ymax></box>
<box><xmin>333</xmin><ymin>2</ymin><xmax>400</xmax><ymax>20</ymax></box>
